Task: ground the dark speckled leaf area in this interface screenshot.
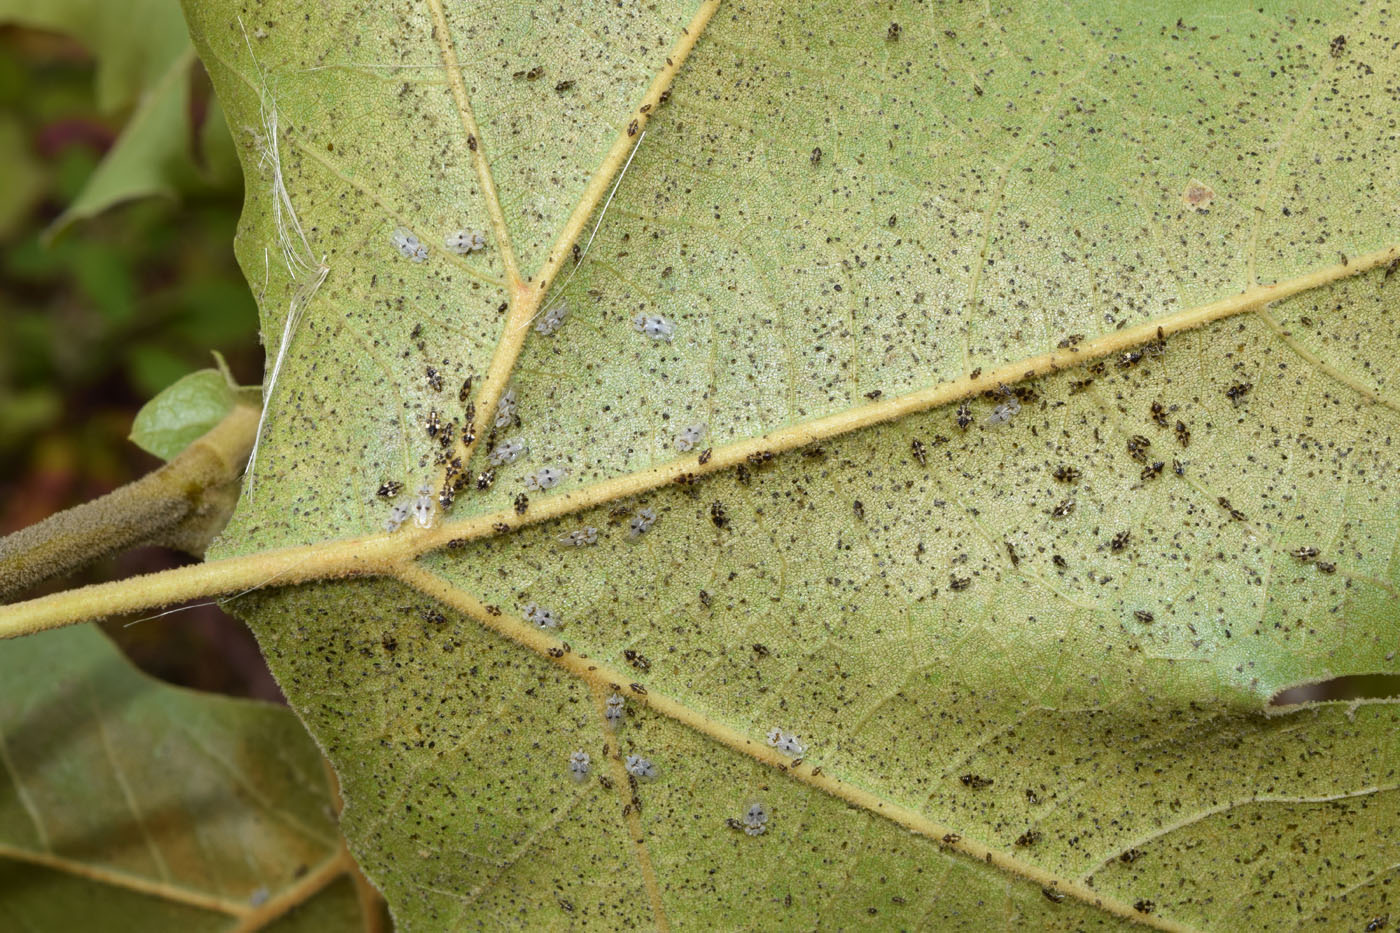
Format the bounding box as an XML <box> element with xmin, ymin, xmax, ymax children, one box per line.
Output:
<box><xmin>185</xmin><ymin>0</ymin><xmax>1399</xmax><ymax>929</ymax></box>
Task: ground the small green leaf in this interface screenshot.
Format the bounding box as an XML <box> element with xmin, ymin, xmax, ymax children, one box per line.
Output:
<box><xmin>129</xmin><ymin>368</ymin><xmax>239</xmax><ymax>461</ymax></box>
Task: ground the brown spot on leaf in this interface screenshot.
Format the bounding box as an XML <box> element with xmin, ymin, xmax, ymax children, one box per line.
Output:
<box><xmin>1182</xmin><ymin>179</ymin><xmax>1214</xmax><ymax>211</ymax></box>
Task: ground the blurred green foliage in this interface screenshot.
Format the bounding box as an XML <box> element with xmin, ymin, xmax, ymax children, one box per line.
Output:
<box><xmin>0</xmin><ymin>24</ymin><xmax>259</xmax><ymax>532</ymax></box>
<box><xmin>0</xmin><ymin>21</ymin><xmax>277</xmax><ymax>702</ymax></box>
<box><xmin>0</xmin><ymin>0</ymin><xmax>242</xmax><ymax>234</ymax></box>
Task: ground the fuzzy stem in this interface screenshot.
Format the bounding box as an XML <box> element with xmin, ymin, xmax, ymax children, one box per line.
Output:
<box><xmin>0</xmin><ymin>404</ymin><xmax>260</xmax><ymax>600</ymax></box>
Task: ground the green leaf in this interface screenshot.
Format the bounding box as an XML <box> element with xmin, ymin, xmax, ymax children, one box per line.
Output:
<box><xmin>0</xmin><ymin>0</ymin><xmax>229</xmax><ymax>235</ymax></box>
<box><xmin>129</xmin><ymin>366</ymin><xmax>245</xmax><ymax>461</ymax></box>
<box><xmin>0</xmin><ymin>625</ymin><xmax>370</xmax><ymax>930</ymax></box>
<box><xmin>185</xmin><ymin>0</ymin><xmax>1399</xmax><ymax>928</ymax></box>
<box><xmin>44</xmin><ymin>47</ymin><xmax>198</xmax><ymax>238</ymax></box>
<box><xmin>0</xmin><ymin>0</ymin><xmax>189</xmax><ymax>113</ymax></box>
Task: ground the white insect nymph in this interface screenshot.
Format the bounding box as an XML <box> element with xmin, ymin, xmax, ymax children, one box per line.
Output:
<box><xmin>674</xmin><ymin>423</ymin><xmax>707</xmax><ymax>452</ymax></box>
<box><xmin>489</xmin><ymin>439</ymin><xmax>528</xmax><ymax>466</ymax></box>
<box><xmin>411</xmin><ymin>485</ymin><xmax>434</xmax><ymax>528</ymax></box>
<box><xmin>629</xmin><ymin>507</ymin><xmax>658</xmax><ymax>538</ymax></box>
<box><xmin>765</xmin><ymin>728</ymin><xmax>806</xmax><ymax>757</ymax></box>
<box><xmin>633</xmin><ymin>313</ymin><xmax>674</xmax><ymax>342</ymax></box>
<box><xmin>742</xmin><ymin>801</ymin><xmax>770</xmax><ymax>836</ymax></box>
<box><xmin>624</xmin><ymin>754</ymin><xmax>658</xmax><ymax>780</ymax></box>
<box><xmin>568</xmin><ymin>750</ymin><xmax>590</xmax><ymax>782</ymax></box>
<box><xmin>985</xmin><ymin>394</ymin><xmax>1021</xmax><ymax>426</ymax></box>
<box><xmin>385</xmin><ymin>503</ymin><xmax>410</xmax><ymax>533</ymax></box>
<box><xmin>522</xmin><ymin>603</ymin><xmax>560</xmax><ymax>629</ymax></box>
<box><xmin>558</xmin><ymin>526</ymin><xmax>599</xmax><ymax>547</ymax></box>
<box><xmin>535</xmin><ymin>301</ymin><xmax>568</xmax><ymax>336</ymax></box>
<box><xmin>444</xmin><ymin>229</ymin><xmax>486</xmax><ymax>254</ymax></box>
<box><xmin>391</xmin><ymin>227</ymin><xmax>428</xmax><ymax>262</ymax></box>
<box><xmin>525</xmin><ymin>466</ymin><xmax>566</xmax><ymax>491</ymax></box>
<box><xmin>494</xmin><ymin>388</ymin><xmax>517</xmax><ymax>429</ymax></box>
<box><xmin>604</xmin><ymin>693</ymin><xmax>625</xmax><ymax>727</ymax></box>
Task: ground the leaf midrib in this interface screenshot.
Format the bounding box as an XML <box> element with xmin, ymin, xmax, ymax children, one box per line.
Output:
<box><xmin>0</xmin><ymin>842</ymin><xmax>249</xmax><ymax>917</ymax></box>
<box><xmin>3</xmin><ymin>247</ymin><xmax>1396</xmax><ymax>642</ymax></box>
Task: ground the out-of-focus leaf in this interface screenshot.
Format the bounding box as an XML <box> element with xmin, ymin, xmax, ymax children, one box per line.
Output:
<box><xmin>126</xmin><ymin>346</ymin><xmax>194</xmax><ymax>402</ymax></box>
<box><xmin>70</xmin><ymin>240</ymin><xmax>136</xmax><ymax>324</ymax></box>
<box><xmin>197</xmin><ymin>94</ymin><xmax>241</xmax><ymax>188</ymax></box>
<box><xmin>129</xmin><ymin>367</ymin><xmax>241</xmax><ymax>461</ymax></box>
<box><xmin>0</xmin><ymin>0</ymin><xmax>189</xmax><ymax>113</ymax></box>
<box><xmin>0</xmin><ymin>624</ymin><xmax>368</xmax><ymax>931</ymax></box>
<box><xmin>45</xmin><ymin>48</ymin><xmax>197</xmax><ymax>238</ymax></box>
<box><xmin>171</xmin><ymin>277</ymin><xmax>260</xmax><ymax>347</ymax></box>
<box><xmin>0</xmin><ymin>391</ymin><xmax>61</xmax><ymax>452</ymax></box>
<box><xmin>0</xmin><ymin>45</ymin><xmax>27</xmax><ymax>107</ymax></box>
<box><xmin>0</xmin><ymin>0</ymin><xmax>235</xmax><ymax>234</ymax></box>
<box><xmin>50</xmin><ymin>147</ymin><xmax>98</xmax><ymax>206</ymax></box>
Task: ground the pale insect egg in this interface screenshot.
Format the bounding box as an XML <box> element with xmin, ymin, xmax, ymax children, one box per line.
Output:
<box><xmin>525</xmin><ymin>466</ymin><xmax>566</xmax><ymax>491</ymax></box>
<box><xmin>535</xmin><ymin>301</ymin><xmax>568</xmax><ymax>336</ymax></box>
<box><xmin>444</xmin><ymin>228</ymin><xmax>486</xmax><ymax>254</ymax></box>
<box><xmin>568</xmin><ymin>750</ymin><xmax>590</xmax><ymax>782</ymax></box>
<box><xmin>412</xmin><ymin>485</ymin><xmax>434</xmax><ymax>528</ymax></box>
<box><xmin>489</xmin><ymin>439</ymin><xmax>528</xmax><ymax>466</ymax></box>
<box><xmin>391</xmin><ymin>227</ymin><xmax>428</xmax><ymax>262</ymax></box>
<box><xmin>629</xmin><ymin>507</ymin><xmax>658</xmax><ymax>538</ymax></box>
<box><xmin>742</xmin><ymin>801</ymin><xmax>771</xmax><ymax>836</ymax></box>
<box><xmin>522</xmin><ymin>603</ymin><xmax>560</xmax><ymax>629</ymax></box>
<box><xmin>604</xmin><ymin>693</ymin><xmax>626</xmax><ymax>727</ymax></box>
<box><xmin>558</xmin><ymin>526</ymin><xmax>598</xmax><ymax>547</ymax></box>
<box><xmin>624</xmin><ymin>754</ymin><xmax>658</xmax><ymax>780</ymax></box>
<box><xmin>385</xmin><ymin>503</ymin><xmax>410</xmax><ymax>533</ymax></box>
<box><xmin>633</xmin><ymin>313</ymin><xmax>674</xmax><ymax>342</ymax></box>
<box><xmin>494</xmin><ymin>388</ymin><xmax>517</xmax><ymax>429</ymax></box>
<box><xmin>674</xmin><ymin>423</ymin><xmax>707</xmax><ymax>452</ymax></box>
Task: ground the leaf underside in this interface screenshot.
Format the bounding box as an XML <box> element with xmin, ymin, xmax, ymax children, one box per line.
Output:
<box><xmin>185</xmin><ymin>0</ymin><xmax>1399</xmax><ymax>929</ymax></box>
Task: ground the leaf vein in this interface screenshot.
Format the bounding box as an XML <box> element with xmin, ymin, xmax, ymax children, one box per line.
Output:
<box><xmin>0</xmin><ymin>842</ymin><xmax>247</xmax><ymax>917</ymax></box>
<box><xmin>87</xmin><ymin>684</ymin><xmax>172</xmax><ymax>882</ymax></box>
<box><xmin>1079</xmin><ymin>784</ymin><xmax>1399</xmax><ymax>883</ymax></box>
<box><xmin>393</xmin><ymin>563</ymin><xmax>1196</xmax><ymax>931</ymax></box>
<box><xmin>422</xmin><ymin>0</ymin><xmax>521</xmax><ymax>289</ymax></box>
